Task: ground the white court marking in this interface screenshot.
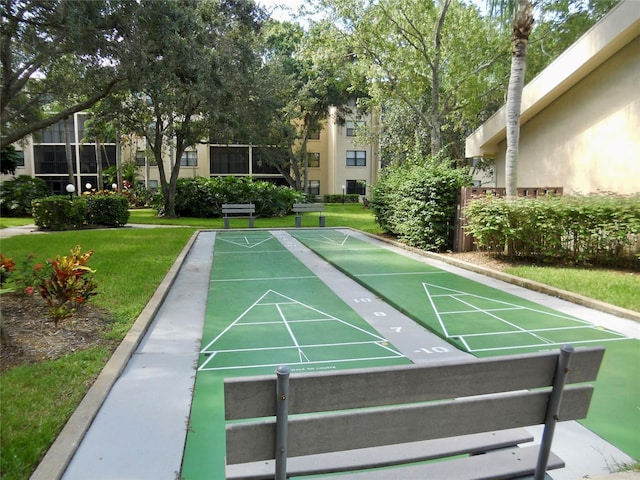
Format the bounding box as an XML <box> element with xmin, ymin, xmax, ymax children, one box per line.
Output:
<box><xmin>198</xmin><ymin>289</ymin><xmax>406</xmax><ymax>371</ymax></box>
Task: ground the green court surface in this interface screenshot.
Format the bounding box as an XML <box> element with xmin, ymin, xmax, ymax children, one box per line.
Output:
<box><xmin>181</xmin><ymin>232</ymin><xmax>410</xmax><ymax>479</ymax></box>
<box><xmin>182</xmin><ymin>230</ymin><xmax>639</xmax><ymax>479</ymax></box>
<box><xmin>291</xmin><ymin>229</ymin><xmax>640</xmax><ymax>461</ymax></box>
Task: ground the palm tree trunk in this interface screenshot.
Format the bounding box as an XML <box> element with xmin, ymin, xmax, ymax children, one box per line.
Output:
<box><xmin>505</xmin><ymin>0</ymin><xmax>534</xmax><ymax>199</ymax></box>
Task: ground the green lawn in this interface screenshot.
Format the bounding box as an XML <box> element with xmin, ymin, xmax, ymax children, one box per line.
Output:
<box><xmin>504</xmin><ymin>265</ymin><xmax>640</xmax><ymax>313</ymax></box>
<box><xmin>127</xmin><ymin>204</ymin><xmax>383</xmax><ymax>233</ymax></box>
<box><xmin>0</xmin><ymin>228</ymin><xmax>196</xmax><ymax>480</ymax></box>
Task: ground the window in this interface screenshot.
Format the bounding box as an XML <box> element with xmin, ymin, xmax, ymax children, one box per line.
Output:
<box><xmin>307</xmin><ymin>152</ymin><xmax>320</xmax><ymax>168</ymax></box>
<box><xmin>346</xmin><ymin>150</ymin><xmax>366</xmax><ymax>166</ymax></box>
<box><xmin>252</xmin><ymin>147</ymin><xmax>282</xmax><ymax>174</ymax></box>
<box><xmin>181</xmin><ymin>150</ymin><xmax>197</xmax><ymax>167</ymax></box>
<box><xmin>135</xmin><ymin>151</ymin><xmax>146</xmax><ymax>167</ymax></box>
<box><xmin>210</xmin><ymin>146</ymin><xmax>249</xmax><ymax>174</ymax></box>
<box><xmin>308</xmin><ymin>180</ymin><xmax>320</xmax><ymax>196</ymax></box>
<box><xmin>33</xmin><ymin>145</ymin><xmax>75</xmax><ymax>174</ymax></box>
<box><xmin>15</xmin><ymin>151</ymin><xmax>25</xmax><ymax>168</ymax></box>
<box><xmin>38</xmin><ymin>119</ymin><xmax>70</xmax><ymax>143</ymax></box>
<box><xmin>346</xmin><ymin>120</ymin><xmax>365</xmax><ymax>137</ymax></box>
<box><xmin>308</xmin><ymin>128</ymin><xmax>320</xmax><ymax>140</ymax></box>
<box><xmin>347</xmin><ymin>180</ymin><xmax>366</xmax><ymax>195</ymax></box>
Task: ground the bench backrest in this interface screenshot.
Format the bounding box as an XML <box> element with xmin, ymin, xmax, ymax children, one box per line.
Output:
<box><xmin>292</xmin><ymin>203</ymin><xmax>324</xmax><ymax>212</ymax></box>
<box><xmin>222</xmin><ymin>204</ymin><xmax>255</xmax><ymax>215</ymax></box>
<box><xmin>224</xmin><ymin>346</ymin><xmax>604</xmax><ymax>464</ymax></box>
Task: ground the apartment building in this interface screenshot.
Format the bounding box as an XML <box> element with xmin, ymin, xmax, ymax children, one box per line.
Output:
<box><xmin>4</xmin><ymin>106</ymin><xmax>379</xmax><ymax>200</ymax></box>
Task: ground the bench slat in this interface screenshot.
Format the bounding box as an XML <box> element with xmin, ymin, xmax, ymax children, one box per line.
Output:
<box><xmin>293</xmin><ymin>203</ymin><xmax>324</xmax><ymax>212</ymax></box>
<box><xmin>226</xmin><ymin>428</ymin><xmax>534</xmax><ymax>479</ymax></box>
<box><xmin>222</xmin><ymin>204</ymin><xmax>255</xmax><ymax>214</ymax></box>
<box><xmin>224</xmin><ymin>347</ymin><xmax>604</xmax><ymax>420</ymax></box>
<box><xmin>226</xmin><ymin>385</ymin><xmax>593</xmax><ymax>464</ymax></box>
<box><xmin>313</xmin><ymin>446</ymin><xmax>564</xmax><ymax>480</ymax></box>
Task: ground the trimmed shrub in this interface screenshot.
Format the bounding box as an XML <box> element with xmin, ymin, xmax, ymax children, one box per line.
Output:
<box><xmin>32</xmin><ymin>196</ymin><xmax>87</xmax><ymax>230</ymax></box>
<box><xmin>172</xmin><ymin>177</ymin><xmax>304</xmax><ymax>218</ymax></box>
<box><xmin>323</xmin><ymin>194</ymin><xmax>360</xmax><ymax>204</ymax></box>
<box><xmin>0</xmin><ymin>175</ymin><xmax>50</xmax><ymax>216</ymax></box>
<box><xmin>371</xmin><ymin>153</ymin><xmax>471</xmax><ymax>251</ymax></box>
<box><xmin>85</xmin><ymin>193</ymin><xmax>130</xmax><ymax>226</ymax></box>
<box><xmin>464</xmin><ymin>193</ymin><xmax>640</xmax><ymax>266</ymax></box>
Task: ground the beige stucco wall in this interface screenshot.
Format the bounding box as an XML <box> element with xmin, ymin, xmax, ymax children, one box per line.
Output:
<box><xmin>326</xmin><ymin>107</ymin><xmax>378</xmax><ymax>197</ymax></box>
<box><xmin>492</xmin><ymin>35</ymin><xmax>640</xmax><ymax>194</ymax></box>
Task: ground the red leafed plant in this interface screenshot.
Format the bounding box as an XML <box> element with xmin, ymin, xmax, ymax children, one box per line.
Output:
<box><xmin>0</xmin><ymin>253</ymin><xmax>17</xmax><ymax>287</ymax></box>
<box><xmin>37</xmin><ymin>245</ymin><xmax>98</xmax><ymax>326</ymax></box>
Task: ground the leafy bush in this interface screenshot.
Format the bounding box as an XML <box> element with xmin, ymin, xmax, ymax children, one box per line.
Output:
<box><xmin>172</xmin><ymin>176</ymin><xmax>304</xmax><ymax>218</ymax></box>
<box><xmin>464</xmin><ymin>193</ymin><xmax>640</xmax><ymax>266</ymax></box>
<box><xmin>32</xmin><ymin>196</ymin><xmax>87</xmax><ymax>230</ymax></box>
<box><xmin>85</xmin><ymin>192</ymin><xmax>130</xmax><ymax>226</ymax></box>
<box><xmin>371</xmin><ymin>152</ymin><xmax>471</xmax><ymax>251</ymax></box>
<box><xmin>33</xmin><ymin>246</ymin><xmax>98</xmax><ymax>325</ymax></box>
<box><xmin>323</xmin><ymin>194</ymin><xmax>360</xmax><ymax>204</ymax></box>
<box><xmin>0</xmin><ymin>246</ymin><xmax>99</xmax><ymax>325</ymax></box>
<box><xmin>0</xmin><ymin>175</ymin><xmax>50</xmax><ymax>216</ymax></box>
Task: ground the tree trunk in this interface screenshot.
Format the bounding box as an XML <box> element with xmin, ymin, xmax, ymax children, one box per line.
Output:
<box><xmin>430</xmin><ymin>0</ymin><xmax>451</xmax><ymax>156</ymax></box>
<box><xmin>505</xmin><ymin>0</ymin><xmax>534</xmax><ymax>199</ymax></box>
<box><xmin>63</xmin><ymin>117</ymin><xmax>75</xmax><ymax>187</ymax></box>
<box><xmin>95</xmin><ymin>138</ymin><xmax>103</xmax><ymax>189</ymax></box>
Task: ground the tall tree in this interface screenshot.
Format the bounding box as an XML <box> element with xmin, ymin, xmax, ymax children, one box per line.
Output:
<box><xmin>0</xmin><ymin>0</ymin><xmax>130</xmax><ymax>148</ymax></box>
<box><xmin>503</xmin><ymin>0</ymin><xmax>534</xmax><ymax>198</ymax></box>
<box><xmin>114</xmin><ymin>0</ymin><xmax>264</xmax><ymax>217</ymax></box>
<box><xmin>316</xmin><ymin>0</ymin><xmax>509</xmax><ymax>160</ymax></box>
<box><xmin>244</xmin><ymin>19</ymin><xmax>362</xmax><ymax>191</ymax></box>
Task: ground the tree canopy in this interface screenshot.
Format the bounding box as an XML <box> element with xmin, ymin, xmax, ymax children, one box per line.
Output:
<box><xmin>0</xmin><ymin>0</ymin><xmax>132</xmax><ymax>148</ymax></box>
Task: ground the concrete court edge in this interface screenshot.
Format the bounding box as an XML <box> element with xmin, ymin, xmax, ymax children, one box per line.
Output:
<box><xmin>29</xmin><ymin>229</ymin><xmax>201</xmax><ymax>480</ymax></box>
<box><xmin>28</xmin><ymin>227</ymin><xmax>639</xmax><ymax>480</ymax></box>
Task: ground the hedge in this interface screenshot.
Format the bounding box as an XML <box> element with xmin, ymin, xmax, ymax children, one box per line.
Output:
<box><xmin>463</xmin><ymin>193</ymin><xmax>640</xmax><ymax>266</ymax></box>
<box><xmin>172</xmin><ymin>177</ymin><xmax>305</xmax><ymax>218</ymax></box>
<box><xmin>32</xmin><ymin>193</ymin><xmax>130</xmax><ymax>231</ymax></box>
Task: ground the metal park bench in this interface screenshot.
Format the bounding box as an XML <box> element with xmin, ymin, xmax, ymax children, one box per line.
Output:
<box><xmin>222</xmin><ymin>204</ymin><xmax>255</xmax><ymax>229</ymax></box>
<box><xmin>292</xmin><ymin>203</ymin><xmax>325</xmax><ymax>227</ymax></box>
<box><xmin>224</xmin><ymin>345</ymin><xmax>604</xmax><ymax>480</ymax></box>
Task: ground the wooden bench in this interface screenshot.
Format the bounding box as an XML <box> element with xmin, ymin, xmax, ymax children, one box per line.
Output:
<box><xmin>224</xmin><ymin>345</ymin><xmax>604</xmax><ymax>480</ymax></box>
<box><xmin>292</xmin><ymin>203</ymin><xmax>325</xmax><ymax>227</ymax></box>
<box><xmin>222</xmin><ymin>204</ymin><xmax>255</xmax><ymax>229</ymax></box>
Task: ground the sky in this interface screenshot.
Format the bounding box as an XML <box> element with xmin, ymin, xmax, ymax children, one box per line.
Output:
<box><xmin>256</xmin><ymin>0</ymin><xmax>488</xmax><ymax>22</ymax></box>
<box><xmin>256</xmin><ymin>0</ymin><xmax>305</xmax><ymax>21</ymax></box>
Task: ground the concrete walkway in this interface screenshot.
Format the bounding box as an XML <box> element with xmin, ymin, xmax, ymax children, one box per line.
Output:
<box><xmin>5</xmin><ymin>225</ymin><xmax>636</xmax><ymax>480</ymax></box>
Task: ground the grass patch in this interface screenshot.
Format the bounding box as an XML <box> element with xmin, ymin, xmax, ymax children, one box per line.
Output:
<box><xmin>128</xmin><ymin>203</ymin><xmax>383</xmax><ymax>234</ymax></box>
<box><xmin>1</xmin><ymin>347</ymin><xmax>112</xmax><ymax>480</ymax></box>
<box><xmin>0</xmin><ymin>227</ymin><xmax>195</xmax><ymax>480</ymax></box>
<box><xmin>505</xmin><ymin>265</ymin><xmax>640</xmax><ymax>312</ymax></box>
<box><xmin>0</xmin><ymin>217</ymin><xmax>33</xmax><ymax>229</ymax></box>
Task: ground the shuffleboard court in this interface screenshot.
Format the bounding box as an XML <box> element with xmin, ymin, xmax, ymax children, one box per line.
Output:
<box><xmin>290</xmin><ymin>229</ymin><xmax>640</xmax><ymax>461</ymax></box>
<box><xmin>181</xmin><ymin>231</ymin><xmax>411</xmax><ymax>479</ymax></box>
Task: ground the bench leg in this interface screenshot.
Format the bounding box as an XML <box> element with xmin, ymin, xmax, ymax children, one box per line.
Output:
<box><xmin>249</xmin><ymin>217</ymin><xmax>254</xmax><ymax>228</ymax></box>
<box><xmin>224</xmin><ymin>217</ymin><xmax>230</xmax><ymax>229</ymax></box>
<box><xmin>295</xmin><ymin>215</ymin><xmax>302</xmax><ymax>228</ymax></box>
<box><xmin>319</xmin><ymin>216</ymin><xmax>326</xmax><ymax>228</ymax></box>
<box><xmin>275</xmin><ymin>366</ymin><xmax>290</xmax><ymax>480</ymax></box>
